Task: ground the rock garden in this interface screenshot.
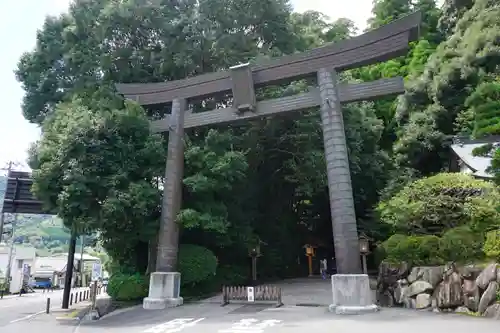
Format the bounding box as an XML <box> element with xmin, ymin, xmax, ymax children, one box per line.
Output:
<box><xmin>373</xmin><ymin>174</ymin><xmax>500</xmax><ymax>320</ymax></box>
<box><xmin>376</xmin><ymin>262</ymin><xmax>500</xmax><ymax>318</ymax></box>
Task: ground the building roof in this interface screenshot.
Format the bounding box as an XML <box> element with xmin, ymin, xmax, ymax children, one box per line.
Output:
<box><xmin>34</xmin><ymin>256</ymin><xmax>67</xmax><ymax>273</ymax></box>
<box><xmin>451</xmin><ymin>136</ymin><xmax>500</xmax><ymax>179</ymax></box>
<box><xmin>55</xmin><ymin>253</ymin><xmax>100</xmax><ymax>261</ymax></box>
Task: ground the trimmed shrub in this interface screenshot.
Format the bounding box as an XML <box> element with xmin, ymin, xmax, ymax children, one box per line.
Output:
<box><xmin>107</xmin><ymin>272</ymin><xmax>149</xmax><ymax>302</ymax></box>
<box><xmin>178</xmin><ymin>244</ymin><xmax>218</xmax><ymax>286</ymax></box>
<box><xmin>439</xmin><ymin>226</ymin><xmax>484</xmax><ymax>263</ymax></box>
<box><xmin>381</xmin><ymin>234</ymin><xmax>442</xmax><ymax>265</ymax></box>
<box><xmin>483</xmin><ymin>230</ymin><xmax>500</xmax><ymax>260</ymax></box>
<box><xmin>377</xmin><ymin>173</ymin><xmax>500</xmax><ymax>235</ymax></box>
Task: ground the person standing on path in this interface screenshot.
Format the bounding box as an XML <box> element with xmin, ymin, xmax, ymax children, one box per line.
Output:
<box><xmin>320</xmin><ymin>258</ymin><xmax>328</xmax><ymax>280</ymax></box>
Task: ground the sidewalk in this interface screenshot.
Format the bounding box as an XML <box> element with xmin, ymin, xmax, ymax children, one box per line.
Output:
<box><xmin>1</xmin><ymin>290</ymin><xmax>46</xmax><ymax>300</ymax></box>
<box><xmin>52</xmin><ymin>302</ymin><xmax>93</xmax><ymax>321</ymax></box>
<box><xmin>198</xmin><ymin>277</ymin><xmax>377</xmax><ymax>307</ymax></box>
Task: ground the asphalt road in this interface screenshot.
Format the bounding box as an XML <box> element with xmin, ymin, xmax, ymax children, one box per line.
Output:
<box><xmin>0</xmin><ymin>288</ymin><xmax>89</xmax><ymax>328</ymax></box>
<box><xmin>1</xmin><ymin>290</ymin><xmax>499</xmax><ymax>333</ymax></box>
<box><xmin>65</xmin><ymin>303</ymin><xmax>500</xmax><ymax>333</ymax></box>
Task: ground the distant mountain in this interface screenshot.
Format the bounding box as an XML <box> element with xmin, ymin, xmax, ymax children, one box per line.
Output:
<box><xmin>0</xmin><ymin>175</ymin><xmax>70</xmax><ymax>255</ymax></box>
<box><xmin>0</xmin><ymin>175</ymin><xmax>101</xmax><ymax>256</ymax></box>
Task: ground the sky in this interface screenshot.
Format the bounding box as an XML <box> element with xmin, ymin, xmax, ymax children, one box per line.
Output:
<box><xmin>0</xmin><ymin>0</ymin><xmax>373</xmax><ymax>169</ymax></box>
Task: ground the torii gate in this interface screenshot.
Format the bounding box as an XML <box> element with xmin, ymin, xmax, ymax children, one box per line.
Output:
<box><xmin>116</xmin><ymin>12</ymin><xmax>420</xmax><ymax>314</ymax></box>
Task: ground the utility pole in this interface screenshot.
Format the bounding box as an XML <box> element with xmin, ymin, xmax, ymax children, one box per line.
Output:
<box><xmin>0</xmin><ymin>161</ymin><xmax>14</xmax><ymax>243</ymax></box>
<box><xmin>4</xmin><ymin>214</ymin><xmax>18</xmax><ymax>292</ymax></box>
<box><xmin>79</xmin><ymin>235</ymin><xmax>85</xmax><ymax>287</ymax></box>
<box><xmin>62</xmin><ymin>229</ymin><xmax>77</xmax><ymax>309</ymax></box>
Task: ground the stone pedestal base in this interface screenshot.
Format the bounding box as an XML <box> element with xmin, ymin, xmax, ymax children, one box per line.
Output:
<box><xmin>143</xmin><ymin>272</ymin><xmax>183</xmax><ymax>310</ymax></box>
<box><xmin>328</xmin><ymin>274</ymin><xmax>379</xmax><ymax>315</ymax></box>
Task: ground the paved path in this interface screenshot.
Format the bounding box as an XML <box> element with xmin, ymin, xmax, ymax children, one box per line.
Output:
<box><xmin>200</xmin><ymin>277</ymin><xmax>374</xmax><ymax>306</ymax></box>
<box><xmin>64</xmin><ymin>303</ymin><xmax>500</xmax><ymax>333</ymax></box>
<box><xmin>2</xmin><ymin>278</ymin><xmax>499</xmax><ymax>333</ymax></box>
<box><xmin>0</xmin><ymin>288</ymin><xmax>89</xmax><ymax>328</ymax></box>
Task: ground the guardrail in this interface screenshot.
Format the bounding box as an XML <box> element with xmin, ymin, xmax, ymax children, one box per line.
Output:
<box><xmin>222</xmin><ymin>285</ymin><xmax>283</xmax><ymax>307</ymax></box>
<box><xmin>67</xmin><ymin>284</ymin><xmax>105</xmax><ymax>306</ymax></box>
<box><xmin>44</xmin><ymin>283</ymin><xmax>107</xmax><ymax>314</ymax></box>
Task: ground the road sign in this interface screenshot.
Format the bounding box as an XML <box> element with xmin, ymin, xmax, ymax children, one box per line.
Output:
<box><xmin>23</xmin><ymin>264</ymin><xmax>30</xmax><ymax>276</ymax></box>
<box><xmin>247</xmin><ymin>286</ymin><xmax>255</xmax><ymax>302</ymax></box>
<box><xmin>91</xmin><ymin>262</ymin><xmax>102</xmax><ymax>280</ymax></box>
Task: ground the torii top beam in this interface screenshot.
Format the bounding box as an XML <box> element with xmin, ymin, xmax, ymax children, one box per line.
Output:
<box><xmin>116</xmin><ymin>12</ymin><xmax>420</xmax><ymax>106</ymax></box>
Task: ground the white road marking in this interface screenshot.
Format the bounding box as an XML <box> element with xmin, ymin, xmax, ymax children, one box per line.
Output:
<box><xmin>9</xmin><ymin>310</ymin><xmax>45</xmax><ymax>323</ymax></box>
<box><xmin>218</xmin><ymin>319</ymin><xmax>283</xmax><ymax>333</ymax></box>
<box><xmin>144</xmin><ymin>318</ymin><xmax>206</xmax><ymax>333</ymax></box>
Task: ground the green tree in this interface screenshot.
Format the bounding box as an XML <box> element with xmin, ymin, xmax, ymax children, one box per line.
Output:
<box><xmin>16</xmin><ymin>0</ymin><xmax>443</xmax><ymax>285</ymax></box>
<box><xmin>394</xmin><ymin>0</ymin><xmax>500</xmax><ymax>175</ymax></box>
<box><xmin>29</xmin><ymin>99</ymin><xmax>165</xmax><ymax>273</ymax></box>
<box><xmin>368</xmin><ymin>0</ymin><xmax>412</xmax><ymax>29</ymax></box>
<box><xmin>377</xmin><ymin>173</ymin><xmax>500</xmax><ymax>235</ymax></box>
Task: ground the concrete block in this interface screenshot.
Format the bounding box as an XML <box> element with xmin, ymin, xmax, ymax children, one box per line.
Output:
<box><xmin>329</xmin><ymin>274</ymin><xmax>379</xmax><ymax>315</ymax></box>
<box><xmin>143</xmin><ymin>272</ymin><xmax>183</xmax><ymax>310</ymax></box>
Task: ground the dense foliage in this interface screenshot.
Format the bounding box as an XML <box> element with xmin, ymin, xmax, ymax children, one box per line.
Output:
<box><xmin>378</xmin><ymin>173</ymin><xmax>500</xmax><ymax>264</ymax></box>
<box><xmin>377</xmin><ymin>173</ymin><xmax>500</xmax><ymax>235</ymax></box>
<box><xmin>107</xmin><ymin>272</ymin><xmax>149</xmax><ymax>302</ymax></box>
<box><xmin>483</xmin><ymin>230</ymin><xmax>500</xmax><ymax>261</ymax></box>
<box><xmin>177</xmin><ymin>244</ymin><xmax>218</xmax><ymax>286</ymax></box>
<box><xmin>15</xmin><ymin>0</ymin><xmax>500</xmax><ymax>292</ymax></box>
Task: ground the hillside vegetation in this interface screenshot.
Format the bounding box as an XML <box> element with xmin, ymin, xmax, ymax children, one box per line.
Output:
<box><xmin>10</xmin><ymin>0</ymin><xmax>500</xmax><ymax>299</ymax></box>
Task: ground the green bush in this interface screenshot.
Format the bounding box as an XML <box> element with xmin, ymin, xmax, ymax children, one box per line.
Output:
<box><xmin>178</xmin><ymin>244</ymin><xmax>218</xmax><ymax>286</ymax></box>
<box><xmin>439</xmin><ymin>226</ymin><xmax>484</xmax><ymax>263</ymax></box>
<box><xmin>377</xmin><ymin>173</ymin><xmax>500</xmax><ymax>235</ymax></box>
<box><xmin>107</xmin><ymin>272</ymin><xmax>149</xmax><ymax>302</ymax></box>
<box><xmin>216</xmin><ymin>264</ymin><xmax>249</xmax><ymax>286</ymax></box>
<box><xmin>483</xmin><ymin>230</ymin><xmax>500</xmax><ymax>260</ymax></box>
<box><xmin>381</xmin><ymin>234</ymin><xmax>442</xmax><ymax>265</ymax></box>
<box><xmin>380</xmin><ymin>227</ymin><xmax>487</xmax><ymax>265</ymax></box>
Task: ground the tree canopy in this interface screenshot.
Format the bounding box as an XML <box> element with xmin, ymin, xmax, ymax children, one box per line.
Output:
<box><xmin>15</xmin><ymin>0</ymin><xmax>500</xmax><ymax>290</ymax></box>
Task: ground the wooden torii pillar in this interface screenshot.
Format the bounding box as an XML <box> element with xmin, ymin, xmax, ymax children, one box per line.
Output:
<box><xmin>116</xmin><ymin>12</ymin><xmax>421</xmax><ymax>312</ymax></box>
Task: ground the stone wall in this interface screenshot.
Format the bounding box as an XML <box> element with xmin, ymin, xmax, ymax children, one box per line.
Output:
<box><xmin>376</xmin><ymin>262</ymin><xmax>500</xmax><ymax>319</ymax></box>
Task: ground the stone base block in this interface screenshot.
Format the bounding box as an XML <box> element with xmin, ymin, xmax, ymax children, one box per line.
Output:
<box><xmin>143</xmin><ymin>297</ymin><xmax>183</xmax><ymax>310</ymax></box>
<box><xmin>143</xmin><ymin>272</ymin><xmax>183</xmax><ymax>310</ymax></box>
<box><xmin>85</xmin><ymin>309</ymin><xmax>100</xmax><ymax>320</ymax></box>
<box><xmin>329</xmin><ymin>274</ymin><xmax>379</xmax><ymax>315</ymax></box>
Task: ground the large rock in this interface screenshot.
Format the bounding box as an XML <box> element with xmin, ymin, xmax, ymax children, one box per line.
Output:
<box><xmin>393</xmin><ymin>279</ymin><xmax>409</xmax><ymax>304</ymax></box>
<box><xmin>478</xmin><ymin>281</ymin><xmax>498</xmax><ymax>314</ymax></box>
<box><xmin>406</xmin><ymin>281</ymin><xmax>433</xmax><ymax>297</ymax></box>
<box><xmin>407</xmin><ymin>266</ymin><xmax>444</xmax><ymax>287</ymax></box>
<box><xmin>377</xmin><ymin>289</ymin><xmax>394</xmax><ymax>307</ymax></box>
<box><xmin>476</xmin><ymin>263</ymin><xmax>498</xmax><ymax>290</ymax></box>
<box><xmin>376</xmin><ymin>262</ymin><xmax>409</xmax><ymax>306</ymax></box>
<box><xmin>462</xmin><ymin>279</ymin><xmax>480</xmax><ymax>312</ymax></box>
<box><xmin>434</xmin><ymin>272</ymin><xmax>463</xmax><ymax>309</ymax></box>
<box><xmin>460</xmin><ymin>265</ymin><xmax>483</xmax><ymax>280</ymax></box>
<box><xmin>484</xmin><ymin>303</ymin><xmax>500</xmax><ymax>319</ymax></box>
<box><xmin>415</xmin><ymin>293</ymin><xmax>431</xmax><ymax>309</ymax></box>
<box><xmin>403</xmin><ymin>297</ymin><xmax>416</xmax><ymax>309</ymax></box>
<box><xmin>455</xmin><ymin>306</ymin><xmax>473</xmax><ymax>315</ymax></box>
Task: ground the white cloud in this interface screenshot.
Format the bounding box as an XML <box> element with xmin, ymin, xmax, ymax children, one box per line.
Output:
<box><xmin>291</xmin><ymin>0</ymin><xmax>373</xmax><ymax>31</ymax></box>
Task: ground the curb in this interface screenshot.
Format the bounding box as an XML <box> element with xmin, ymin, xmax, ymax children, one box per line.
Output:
<box><xmin>55</xmin><ymin>306</ymin><xmax>91</xmax><ymax>321</ymax></box>
<box><xmin>98</xmin><ymin>304</ymin><xmax>143</xmax><ymax>320</ymax></box>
